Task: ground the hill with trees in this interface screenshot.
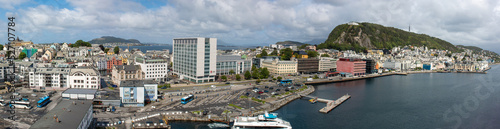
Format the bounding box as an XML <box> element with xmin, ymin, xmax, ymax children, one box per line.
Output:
<box><xmin>318</xmin><ymin>22</ymin><xmax>462</xmax><ymax>52</ymax></box>
<box><xmin>89</xmin><ymin>36</ymin><xmax>141</xmax><ymax>44</ymax></box>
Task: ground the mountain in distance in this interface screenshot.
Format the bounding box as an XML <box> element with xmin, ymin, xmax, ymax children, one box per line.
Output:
<box><xmin>89</xmin><ymin>36</ymin><xmax>141</xmax><ymax>44</ymax></box>
<box><xmin>276</xmin><ymin>41</ymin><xmax>307</xmax><ymax>46</ymax></box>
<box><xmin>303</xmin><ymin>38</ymin><xmax>326</xmax><ymax>45</ymax></box>
<box><xmin>318</xmin><ymin>22</ymin><xmax>462</xmax><ymax>52</ymax></box>
<box><xmin>456</xmin><ymin>45</ymin><xmax>499</xmax><ymax>57</ymax></box>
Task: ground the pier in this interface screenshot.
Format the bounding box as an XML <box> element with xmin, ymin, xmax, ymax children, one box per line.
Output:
<box><xmin>300</xmin><ymin>94</ymin><xmax>351</xmax><ymax>113</ymax></box>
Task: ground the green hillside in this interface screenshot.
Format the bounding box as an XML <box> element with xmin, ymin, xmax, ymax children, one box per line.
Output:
<box><xmin>276</xmin><ymin>41</ymin><xmax>306</xmax><ymax>46</ymax></box>
<box><xmin>89</xmin><ymin>36</ymin><xmax>141</xmax><ymax>44</ymax></box>
<box><xmin>318</xmin><ymin>22</ymin><xmax>462</xmax><ymax>52</ymax></box>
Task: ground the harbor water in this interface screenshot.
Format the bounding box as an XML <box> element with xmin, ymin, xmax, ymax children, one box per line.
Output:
<box><xmin>172</xmin><ymin>65</ymin><xmax>500</xmax><ymax>129</ymax></box>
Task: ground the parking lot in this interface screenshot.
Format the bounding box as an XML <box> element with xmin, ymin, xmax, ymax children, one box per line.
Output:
<box><xmin>0</xmin><ymin>87</ymin><xmax>63</xmax><ymax>128</ymax></box>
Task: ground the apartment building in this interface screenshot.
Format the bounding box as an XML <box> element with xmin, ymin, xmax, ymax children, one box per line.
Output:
<box><xmin>29</xmin><ymin>68</ymin><xmax>70</xmax><ymax>89</ymax></box>
<box><xmin>134</xmin><ymin>57</ymin><xmax>168</xmax><ymax>82</ymax></box>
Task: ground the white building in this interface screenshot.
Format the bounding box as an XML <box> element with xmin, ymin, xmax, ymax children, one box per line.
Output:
<box><xmin>29</xmin><ymin>68</ymin><xmax>70</xmax><ymax>89</ymax></box>
<box><xmin>173</xmin><ymin>37</ymin><xmax>217</xmax><ymax>83</ymax></box>
<box><xmin>318</xmin><ymin>57</ymin><xmax>337</xmax><ymax>72</ymax></box>
<box><xmin>118</xmin><ymin>80</ymin><xmax>157</xmax><ymax>107</ymax></box>
<box><xmin>68</xmin><ymin>68</ymin><xmax>100</xmax><ymax>89</ymax></box>
<box><xmin>134</xmin><ymin>57</ymin><xmax>168</xmax><ymax>82</ymax></box>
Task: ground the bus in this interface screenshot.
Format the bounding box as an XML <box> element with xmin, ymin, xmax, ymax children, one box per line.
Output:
<box><xmin>37</xmin><ymin>96</ymin><xmax>51</xmax><ymax>108</ymax></box>
<box><xmin>11</xmin><ymin>101</ymin><xmax>30</xmax><ymax>105</ymax></box>
<box><xmin>280</xmin><ymin>79</ymin><xmax>293</xmax><ymax>86</ymax></box>
<box><xmin>9</xmin><ymin>104</ymin><xmax>32</xmax><ymax>109</ymax></box>
<box><xmin>181</xmin><ymin>95</ymin><xmax>194</xmax><ymax>104</ymax></box>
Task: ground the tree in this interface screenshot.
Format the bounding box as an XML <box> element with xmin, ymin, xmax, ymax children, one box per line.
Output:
<box><xmin>277</xmin><ymin>76</ymin><xmax>282</xmax><ymax>81</ymax></box>
<box><xmin>229</xmin><ymin>69</ymin><xmax>235</xmax><ymax>75</ymax></box>
<box><xmin>313</xmin><ymin>75</ymin><xmax>319</xmax><ymax>79</ymax></box>
<box><xmin>270</xmin><ymin>49</ymin><xmax>278</xmax><ymax>56</ymax></box>
<box><xmin>251</xmin><ymin>65</ymin><xmax>257</xmax><ymax>71</ymax></box>
<box><xmin>104</xmin><ymin>48</ymin><xmax>110</xmax><ymax>53</ymax></box>
<box><xmin>256</xmin><ymin>54</ymin><xmax>262</xmax><ymax>58</ymax></box>
<box><xmin>99</xmin><ymin>45</ymin><xmax>105</xmax><ymax>51</ymax></box>
<box><xmin>260</xmin><ymin>67</ymin><xmax>270</xmax><ymax>79</ymax></box>
<box><xmin>321</xmin><ymin>54</ymin><xmax>330</xmax><ymax>57</ymax></box>
<box><xmin>306</xmin><ymin>50</ymin><xmax>319</xmax><ymax>58</ymax></box>
<box><xmin>280</xmin><ymin>48</ymin><xmax>293</xmax><ymax>60</ymax></box>
<box><xmin>252</xmin><ymin>70</ymin><xmax>259</xmax><ymax>79</ymax></box>
<box><xmin>294</xmin><ymin>53</ymin><xmax>301</xmax><ymax>59</ymax></box>
<box><xmin>18</xmin><ymin>52</ymin><xmax>27</xmax><ymax>59</ymax></box>
<box><xmin>261</xmin><ymin>50</ymin><xmax>268</xmax><ymax>57</ymax></box>
<box><xmin>236</xmin><ymin>74</ymin><xmax>242</xmax><ymax>81</ymax></box>
<box><xmin>221</xmin><ymin>75</ymin><xmax>227</xmax><ymax>82</ymax></box>
<box><xmin>477</xmin><ymin>59</ymin><xmax>483</xmax><ymax>61</ymax></box>
<box><xmin>71</xmin><ymin>40</ymin><xmax>91</xmax><ymax>48</ymax></box>
<box><xmin>0</xmin><ymin>44</ymin><xmax>3</xmax><ymax>50</ymax></box>
<box><xmin>244</xmin><ymin>71</ymin><xmax>251</xmax><ymax>80</ymax></box>
<box><xmin>256</xmin><ymin>79</ymin><xmax>261</xmax><ymax>84</ymax></box>
<box><xmin>114</xmin><ymin>46</ymin><xmax>120</xmax><ymax>54</ymax></box>
<box><xmin>299</xmin><ymin>44</ymin><xmax>308</xmax><ymax>49</ymax></box>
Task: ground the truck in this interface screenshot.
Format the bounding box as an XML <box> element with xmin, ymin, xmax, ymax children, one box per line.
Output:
<box><xmin>306</xmin><ymin>78</ymin><xmax>313</xmax><ymax>82</ymax></box>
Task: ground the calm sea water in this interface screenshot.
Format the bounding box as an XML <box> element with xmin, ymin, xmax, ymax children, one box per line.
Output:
<box><xmin>119</xmin><ymin>45</ymin><xmax>252</xmax><ymax>53</ymax></box>
<box><xmin>171</xmin><ymin>65</ymin><xmax>500</xmax><ymax>129</ymax></box>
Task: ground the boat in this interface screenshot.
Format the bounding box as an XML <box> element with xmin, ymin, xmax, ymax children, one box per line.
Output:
<box><xmin>208</xmin><ymin>123</ymin><xmax>230</xmax><ymax>128</ymax></box>
<box><xmin>309</xmin><ymin>98</ymin><xmax>317</xmax><ymax>104</ymax></box>
<box><xmin>232</xmin><ymin>111</ymin><xmax>292</xmax><ymax>129</ymax></box>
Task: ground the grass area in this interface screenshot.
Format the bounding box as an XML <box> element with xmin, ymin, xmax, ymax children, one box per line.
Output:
<box><xmin>251</xmin><ymin>97</ymin><xmax>266</xmax><ymax>104</ymax></box>
<box><xmin>191</xmin><ymin>110</ymin><xmax>203</xmax><ymax>114</ymax></box>
<box><xmin>108</xmin><ymin>87</ymin><xmax>114</xmax><ymax>90</ymax></box>
<box><xmin>240</xmin><ymin>95</ymin><xmax>248</xmax><ymax>99</ymax></box>
<box><xmin>229</xmin><ymin>104</ymin><xmax>243</xmax><ymax>109</ymax></box>
<box><xmin>223</xmin><ymin>110</ymin><xmax>232</xmax><ymax>113</ymax></box>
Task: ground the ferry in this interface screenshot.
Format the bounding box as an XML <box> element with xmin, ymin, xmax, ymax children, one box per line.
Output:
<box><xmin>232</xmin><ymin>111</ymin><xmax>292</xmax><ymax>129</ymax></box>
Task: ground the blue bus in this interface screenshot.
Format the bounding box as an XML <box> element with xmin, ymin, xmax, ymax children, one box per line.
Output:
<box><xmin>280</xmin><ymin>79</ymin><xmax>293</xmax><ymax>86</ymax></box>
<box><xmin>181</xmin><ymin>95</ymin><xmax>194</xmax><ymax>104</ymax></box>
<box><xmin>37</xmin><ymin>96</ymin><xmax>51</xmax><ymax>108</ymax></box>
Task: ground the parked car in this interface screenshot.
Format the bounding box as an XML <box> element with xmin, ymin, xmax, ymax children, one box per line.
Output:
<box><xmin>264</xmin><ymin>90</ymin><xmax>269</xmax><ymax>93</ymax></box>
<box><xmin>258</xmin><ymin>91</ymin><xmax>264</xmax><ymax>94</ymax></box>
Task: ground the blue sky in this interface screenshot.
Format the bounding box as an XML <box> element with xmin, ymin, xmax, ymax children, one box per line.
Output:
<box><xmin>1</xmin><ymin>0</ymin><xmax>500</xmax><ymax>53</ymax></box>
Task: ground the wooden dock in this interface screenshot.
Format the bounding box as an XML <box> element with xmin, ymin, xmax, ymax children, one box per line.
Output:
<box><xmin>300</xmin><ymin>94</ymin><xmax>351</xmax><ymax>113</ymax></box>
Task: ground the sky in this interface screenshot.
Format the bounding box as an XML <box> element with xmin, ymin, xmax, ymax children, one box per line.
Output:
<box><xmin>0</xmin><ymin>0</ymin><xmax>500</xmax><ymax>53</ymax></box>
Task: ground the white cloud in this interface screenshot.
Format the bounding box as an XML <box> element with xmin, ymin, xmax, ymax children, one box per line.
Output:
<box><xmin>7</xmin><ymin>0</ymin><xmax>500</xmax><ymax>52</ymax></box>
<box><xmin>0</xmin><ymin>0</ymin><xmax>28</xmax><ymax>10</ymax></box>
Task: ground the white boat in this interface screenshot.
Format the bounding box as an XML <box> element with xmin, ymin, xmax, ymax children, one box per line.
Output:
<box><xmin>232</xmin><ymin>111</ymin><xmax>292</xmax><ymax>129</ymax></box>
<box><xmin>208</xmin><ymin>123</ymin><xmax>230</xmax><ymax>128</ymax></box>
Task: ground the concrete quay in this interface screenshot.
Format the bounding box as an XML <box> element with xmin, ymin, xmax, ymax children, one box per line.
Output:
<box><xmin>305</xmin><ymin>73</ymin><xmax>407</xmax><ymax>85</ymax></box>
<box><xmin>319</xmin><ymin>94</ymin><xmax>351</xmax><ymax>113</ymax></box>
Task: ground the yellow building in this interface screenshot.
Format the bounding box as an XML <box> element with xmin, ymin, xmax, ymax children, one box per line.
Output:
<box><xmin>120</xmin><ymin>56</ymin><xmax>128</xmax><ymax>64</ymax></box>
<box><xmin>107</xmin><ymin>51</ymin><xmax>115</xmax><ymax>55</ymax></box>
<box><xmin>261</xmin><ymin>59</ymin><xmax>297</xmax><ymax>75</ymax></box>
<box><xmin>367</xmin><ymin>50</ymin><xmax>384</xmax><ymax>55</ymax></box>
<box><xmin>9</xmin><ymin>37</ymin><xmax>33</xmax><ymax>47</ymax></box>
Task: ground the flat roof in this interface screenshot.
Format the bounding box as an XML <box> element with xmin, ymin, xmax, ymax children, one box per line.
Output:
<box><xmin>30</xmin><ymin>100</ymin><xmax>92</xmax><ymax>129</ymax></box>
<box><xmin>62</xmin><ymin>89</ymin><xmax>97</xmax><ymax>94</ymax></box>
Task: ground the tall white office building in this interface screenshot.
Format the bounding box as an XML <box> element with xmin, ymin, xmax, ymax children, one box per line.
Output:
<box><xmin>173</xmin><ymin>37</ymin><xmax>217</xmax><ymax>83</ymax></box>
